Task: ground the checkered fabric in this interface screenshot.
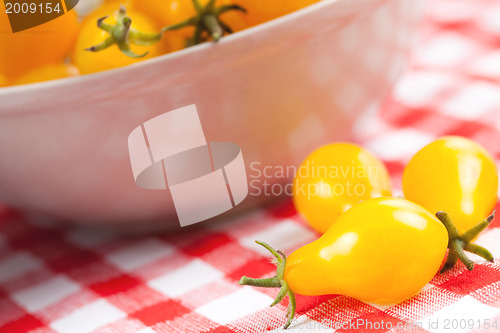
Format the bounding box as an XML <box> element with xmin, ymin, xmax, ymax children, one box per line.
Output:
<box><xmin>2</xmin><ymin>0</ymin><xmax>500</xmax><ymax>332</ymax></box>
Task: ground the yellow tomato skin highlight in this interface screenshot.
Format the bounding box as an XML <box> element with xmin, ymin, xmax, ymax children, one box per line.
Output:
<box><xmin>293</xmin><ymin>143</ymin><xmax>392</xmax><ymax>234</ymax></box>
<box><xmin>285</xmin><ymin>197</ymin><xmax>448</xmax><ymax>303</ymax></box>
<box><xmin>403</xmin><ymin>136</ymin><xmax>498</xmax><ymax>235</ymax></box>
<box><xmin>0</xmin><ymin>7</ymin><xmax>79</xmax><ymax>81</ymax></box>
<box><xmin>73</xmin><ymin>3</ymin><xmax>167</xmax><ymax>75</ymax></box>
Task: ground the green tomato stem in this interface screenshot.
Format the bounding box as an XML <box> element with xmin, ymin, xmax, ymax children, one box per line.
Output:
<box><xmin>85</xmin><ymin>37</ymin><xmax>114</xmax><ymax>52</ymax></box>
<box><xmin>206</xmin><ymin>0</ymin><xmax>217</xmax><ymax>11</ymax></box>
<box><xmin>239</xmin><ymin>241</ymin><xmax>296</xmax><ymax>329</ymax></box>
<box><xmin>85</xmin><ymin>5</ymin><xmax>163</xmax><ymax>58</ymax></box>
<box><xmin>462</xmin><ymin>214</ymin><xmax>495</xmax><ymax>243</ymax></box>
<box><xmin>256</xmin><ymin>240</ymin><xmax>283</xmax><ymax>263</ymax></box>
<box><xmin>192</xmin><ymin>0</ymin><xmax>204</xmax><ymax>15</ymax></box>
<box><xmin>193</xmin><ymin>24</ymin><xmax>203</xmax><ymax>45</ymax></box>
<box><xmin>161</xmin><ymin>18</ymin><xmax>197</xmax><ymax>33</ymax></box>
<box><xmin>162</xmin><ymin>0</ymin><xmax>247</xmax><ymax>46</ymax></box>
<box><xmin>464</xmin><ymin>243</ymin><xmax>495</xmax><ymax>262</ymax></box>
<box><xmin>87</xmin><ymin>1</ymin><xmax>247</xmax><ymax>57</ymax></box>
<box><xmin>270</xmin><ymin>280</ymin><xmax>289</xmax><ymax>306</ymax></box>
<box><xmin>441</xmin><ymin>250</ymin><xmax>458</xmax><ymax>273</ymax></box>
<box><xmin>118</xmin><ymin>41</ymin><xmax>149</xmax><ymax>58</ymax></box>
<box><xmin>451</xmin><ymin>238</ymin><xmax>474</xmax><ymax>271</ymax></box>
<box><xmin>238</xmin><ymin>276</ymin><xmax>281</xmax><ymax>288</ymax></box>
<box><xmin>130</xmin><ymin>29</ymin><xmax>163</xmax><ymax>46</ymax></box>
<box><xmin>285</xmin><ymin>288</ymin><xmax>296</xmax><ymax>329</ymax></box>
<box><xmin>113</xmin><ymin>17</ymin><xmax>132</xmax><ymax>43</ymax></box>
<box><xmin>97</xmin><ymin>16</ymin><xmax>113</xmax><ymax>33</ymax></box>
<box><xmin>203</xmin><ymin>14</ymin><xmax>223</xmax><ymax>42</ymax></box>
<box><xmin>436</xmin><ymin>211</ymin><xmax>495</xmax><ymax>273</ymax></box>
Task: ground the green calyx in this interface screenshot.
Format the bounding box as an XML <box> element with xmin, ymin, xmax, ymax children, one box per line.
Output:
<box><xmin>239</xmin><ymin>241</ymin><xmax>296</xmax><ymax>329</ymax></box>
<box><xmin>85</xmin><ymin>5</ymin><xmax>163</xmax><ymax>58</ymax></box>
<box><xmin>162</xmin><ymin>0</ymin><xmax>246</xmax><ymax>45</ymax></box>
<box><xmin>436</xmin><ymin>211</ymin><xmax>495</xmax><ymax>273</ymax></box>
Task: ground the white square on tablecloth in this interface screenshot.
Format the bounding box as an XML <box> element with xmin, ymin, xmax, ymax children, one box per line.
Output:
<box><xmin>428</xmin><ymin>1</ymin><xmax>479</xmax><ymax>24</ymax></box>
<box><xmin>393</xmin><ymin>71</ymin><xmax>456</xmax><ymax>108</ymax></box>
<box><xmin>422</xmin><ymin>296</ymin><xmax>500</xmax><ymax>333</ymax></box>
<box><xmin>136</xmin><ymin>328</ymin><xmax>157</xmax><ymax>333</ymax></box>
<box><xmin>106</xmin><ymin>239</ymin><xmax>174</xmax><ymax>272</ymax></box>
<box><xmin>439</xmin><ymin>82</ymin><xmax>500</xmax><ymax>120</ymax></box>
<box><xmin>469</xmin><ymin>50</ymin><xmax>500</xmax><ymax>79</ymax></box>
<box><xmin>239</xmin><ymin>219</ymin><xmax>317</xmax><ymax>256</ymax></box>
<box><xmin>195</xmin><ymin>287</ymin><xmax>273</xmax><ymax>325</ymax></box>
<box><xmin>415</xmin><ymin>32</ymin><xmax>478</xmax><ymax>67</ymax></box>
<box><xmin>147</xmin><ymin>259</ymin><xmax>222</xmax><ymax>297</ymax></box>
<box><xmin>50</xmin><ymin>299</ymin><xmax>126</xmax><ymax>333</ymax></box>
<box><xmin>11</xmin><ymin>275</ymin><xmax>80</xmax><ymax>312</ymax></box>
<box><xmin>364</xmin><ymin>129</ymin><xmax>434</xmax><ymax>161</ymax></box>
<box><xmin>0</xmin><ymin>252</ymin><xmax>43</xmax><ymax>284</ymax></box>
<box><xmin>477</xmin><ymin>5</ymin><xmax>500</xmax><ymax>35</ymax></box>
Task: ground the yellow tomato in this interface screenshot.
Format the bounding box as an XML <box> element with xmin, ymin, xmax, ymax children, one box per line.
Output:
<box><xmin>403</xmin><ymin>136</ymin><xmax>498</xmax><ymax>235</ymax></box>
<box><xmin>132</xmin><ymin>0</ymin><xmax>191</xmax><ymax>29</ymax></box>
<box><xmin>133</xmin><ymin>0</ymin><xmax>247</xmax><ymax>32</ymax></box>
<box><xmin>132</xmin><ymin>0</ymin><xmax>246</xmax><ymax>47</ymax></box>
<box><xmin>0</xmin><ymin>73</ymin><xmax>8</xmax><ymax>87</ymax></box>
<box><xmin>0</xmin><ymin>6</ymin><xmax>79</xmax><ymax>81</ymax></box>
<box><xmin>285</xmin><ymin>198</ymin><xmax>447</xmax><ymax>302</ymax></box>
<box><xmin>237</xmin><ymin>0</ymin><xmax>319</xmax><ymax>26</ymax></box>
<box><xmin>241</xmin><ymin>198</ymin><xmax>450</xmax><ymax>328</ymax></box>
<box><xmin>293</xmin><ymin>143</ymin><xmax>392</xmax><ymax>233</ymax></box>
<box><xmin>130</xmin><ymin>0</ymin><xmax>189</xmax><ymax>51</ymax></box>
<box><xmin>73</xmin><ymin>3</ymin><xmax>168</xmax><ymax>74</ymax></box>
<box><xmin>89</xmin><ymin>0</ymin><xmax>133</xmax><ymax>19</ymax></box>
<box><xmin>14</xmin><ymin>63</ymin><xmax>79</xmax><ymax>85</ymax></box>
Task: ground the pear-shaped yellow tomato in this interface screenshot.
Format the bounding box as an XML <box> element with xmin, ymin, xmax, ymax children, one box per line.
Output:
<box><xmin>14</xmin><ymin>63</ymin><xmax>79</xmax><ymax>85</ymax></box>
<box><xmin>241</xmin><ymin>197</ymin><xmax>455</xmax><ymax>328</ymax></box>
<box><xmin>0</xmin><ymin>6</ymin><xmax>79</xmax><ymax>81</ymax></box>
<box><xmin>73</xmin><ymin>3</ymin><xmax>168</xmax><ymax>75</ymax></box>
<box><xmin>293</xmin><ymin>143</ymin><xmax>392</xmax><ymax>233</ymax></box>
<box><xmin>403</xmin><ymin>136</ymin><xmax>498</xmax><ymax>235</ymax></box>
<box><xmin>286</xmin><ymin>198</ymin><xmax>447</xmax><ymax>301</ymax></box>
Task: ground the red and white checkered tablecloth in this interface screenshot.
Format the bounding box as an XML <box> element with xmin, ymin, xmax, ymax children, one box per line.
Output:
<box><xmin>2</xmin><ymin>0</ymin><xmax>500</xmax><ymax>332</ymax></box>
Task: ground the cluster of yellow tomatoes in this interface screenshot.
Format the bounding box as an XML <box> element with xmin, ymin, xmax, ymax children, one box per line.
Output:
<box><xmin>0</xmin><ymin>0</ymin><xmax>319</xmax><ymax>87</ymax></box>
<box><xmin>241</xmin><ymin>136</ymin><xmax>498</xmax><ymax>329</ymax></box>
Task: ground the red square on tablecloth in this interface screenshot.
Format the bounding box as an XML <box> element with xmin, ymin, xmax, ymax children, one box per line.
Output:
<box><xmin>131</xmin><ymin>299</ymin><xmax>191</xmax><ymax>326</ymax></box>
<box><xmin>89</xmin><ymin>275</ymin><xmax>142</xmax><ymax>297</ymax></box>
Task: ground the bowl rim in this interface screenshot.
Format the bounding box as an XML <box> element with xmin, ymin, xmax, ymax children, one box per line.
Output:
<box><xmin>0</xmin><ymin>0</ymin><xmax>384</xmax><ymax>95</ymax></box>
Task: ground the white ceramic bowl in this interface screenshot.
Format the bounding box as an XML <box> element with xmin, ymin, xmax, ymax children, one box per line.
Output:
<box><xmin>0</xmin><ymin>0</ymin><xmax>422</xmax><ymax>227</ymax></box>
